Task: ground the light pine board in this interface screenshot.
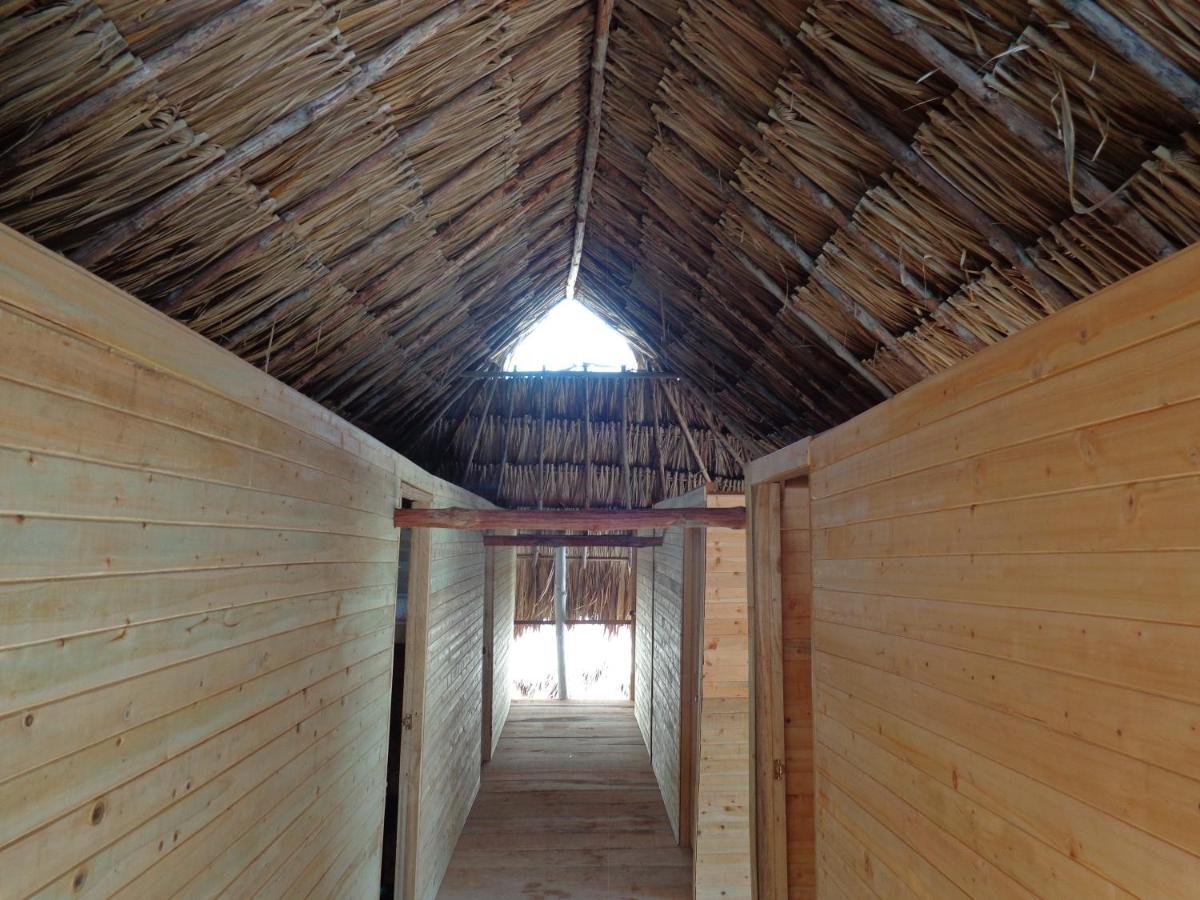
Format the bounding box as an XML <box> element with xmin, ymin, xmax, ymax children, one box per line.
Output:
<box><xmin>804</xmin><ymin>243</ymin><xmax>1200</xmax><ymax>898</ymax></box>
<box><xmin>0</xmin><ymin>226</ymin><xmax>498</xmax><ymax>900</ymax></box>
<box><xmin>437</xmin><ymin>701</ymin><xmax>692</xmax><ymax>898</ymax></box>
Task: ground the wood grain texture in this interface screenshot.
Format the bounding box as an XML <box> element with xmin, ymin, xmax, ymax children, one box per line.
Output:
<box><xmin>693</xmin><ymin>491</ymin><xmax>753</xmax><ymax>898</ymax></box>
<box><xmin>0</xmin><ymin>225</ymin><xmax>493</xmax><ymax>899</ymax></box>
<box><xmin>803</xmin><ymin>243</ymin><xmax>1200</xmax><ymax>898</ymax></box>
<box><xmin>437</xmin><ymin>701</ymin><xmax>691</xmax><ymax>898</ymax></box>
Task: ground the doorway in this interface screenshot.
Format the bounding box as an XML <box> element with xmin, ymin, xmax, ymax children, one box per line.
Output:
<box><xmin>381</xmin><ymin>493</ymin><xmax>431</xmax><ymax>899</ymax></box>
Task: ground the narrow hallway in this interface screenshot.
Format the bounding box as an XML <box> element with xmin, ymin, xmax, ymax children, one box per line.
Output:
<box><xmin>437</xmin><ymin>701</ymin><xmax>692</xmax><ymax>899</ymax></box>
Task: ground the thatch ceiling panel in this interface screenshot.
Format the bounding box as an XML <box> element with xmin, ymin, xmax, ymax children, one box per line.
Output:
<box><xmin>0</xmin><ymin>3</ymin><xmax>134</xmax><ymax>143</ymax></box>
<box><xmin>5</xmin><ymin>0</ymin><xmax>1200</xmax><ymax>472</ymax></box>
<box><xmin>152</xmin><ymin>2</ymin><xmax>354</xmax><ymax>147</ymax></box>
<box><xmin>101</xmin><ymin>0</ymin><xmax>243</xmax><ymax>57</ymax></box>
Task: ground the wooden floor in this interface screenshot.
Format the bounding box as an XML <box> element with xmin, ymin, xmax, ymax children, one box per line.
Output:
<box><xmin>437</xmin><ymin>701</ymin><xmax>692</xmax><ymax>899</ymax></box>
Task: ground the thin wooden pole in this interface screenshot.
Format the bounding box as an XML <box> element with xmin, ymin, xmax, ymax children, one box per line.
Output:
<box><xmin>484</xmin><ymin>534</ymin><xmax>663</xmax><ymax>548</ymax></box>
<box><xmin>461</xmin><ymin>379</ymin><xmax>498</xmax><ymax>482</ymax></box>
<box><xmin>554</xmin><ymin>546</ymin><xmax>569</xmax><ymax>700</ymax></box>
<box><xmin>494</xmin><ymin>384</ymin><xmax>518</xmax><ymax>504</ymax></box>
<box><xmin>583</xmin><ymin>377</ymin><xmax>593</xmax><ymax>508</ymax></box>
<box><xmin>537</xmin><ymin>375</ymin><xmax>549</xmax><ymax>510</ymax></box>
<box><xmin>651</xmin><ymin>380</ymin><xmax>668</xmax><ymax>503</ymax></box>
<box><xmin>394</xmin><ymin>507</ymin><xmax>748</xmax><ymax>530</ymax></box>
<box><xmin>663</xmin><ymin>383</ymin><xmax>711</xmax><ymax>485</ymax></box>
<box><xmin>620</xmin><ymin>376</ymin><xmax>633</xmax><ymax>509</ymax></box>
<box><xmin>565</xmin><ymin>0</ymin><xmax>616</xmax><ymax>299</ymax></box>
<box><xmin>1057</xmin><ymin>0</ymin><xmax>1200</xmax><ymax>118</ymax></box>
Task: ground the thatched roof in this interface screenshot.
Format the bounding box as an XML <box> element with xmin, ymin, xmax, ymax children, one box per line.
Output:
<box><xmin>4</xmin><ymin>0</ymin><xmax>1200</xmax><ymax>462</ymax></box>
<box><xmin>576</xmin><ymin>0</ymin><xmax>1200</xmax><ymax>448</ymax></box>
<box><xmin>416</xmin><ymin>370</ymin><xmax>746</xmax><ymax>508</ymax></box>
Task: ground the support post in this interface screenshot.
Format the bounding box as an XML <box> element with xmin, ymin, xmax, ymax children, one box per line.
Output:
<box><xmin>554</xmin><ymin>546</ymin><xmax>569</xmax><ymax>701</ymax></box>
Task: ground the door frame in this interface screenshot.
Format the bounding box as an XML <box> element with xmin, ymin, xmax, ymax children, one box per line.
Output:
<box><xmin>393</xmin><ymin>485</ymin><xmax>433</xmax><ymax>899</ymax></box>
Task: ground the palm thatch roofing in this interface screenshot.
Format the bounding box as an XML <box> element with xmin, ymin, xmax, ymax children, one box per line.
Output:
<box><xmin>416</xmin><ymin>371</ymin><xmax>745</xmax><ymax>508</ymax></box>
<box><xmin>4</xmin><ymin>0</ymin><xmax>1200</xmax><ymax>472</ymax></box>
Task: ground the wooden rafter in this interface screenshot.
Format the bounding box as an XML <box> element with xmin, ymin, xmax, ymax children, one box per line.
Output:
<box><xmin>70</xmin><ymin>0</ymin><xmax>488</xmax><ymax>267</ymax></box>
<box><xmin>1056</xmin><ymin>0</ymin><xmax>1200</xmax><ymax>118</ymax></box>
<box><xmin>855</xmin><ymin>0</ymin><xmax>1177</xmax><ymax>259</ymax></box>
<box><xmin>729</xmin><ymin>247</ymin><xmax>893</xmax><ymax>399</ymax></box>
<box><xmin>565</xmin><ymin>0</ymin><xmax>615</xmax><ymax>299</ymax></box>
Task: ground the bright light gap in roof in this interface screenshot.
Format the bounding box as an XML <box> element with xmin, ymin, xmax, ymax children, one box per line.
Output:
<box><xmin>505</xmin><ymin>298</ymin><xmax>637</xmax><ymax>372</ymax></box>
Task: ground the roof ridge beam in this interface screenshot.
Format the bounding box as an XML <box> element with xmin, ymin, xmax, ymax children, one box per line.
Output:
<box><xmin>565</xmin><ymin>0</ymin><xmax>615</xmax><ymax>300</ymax></box>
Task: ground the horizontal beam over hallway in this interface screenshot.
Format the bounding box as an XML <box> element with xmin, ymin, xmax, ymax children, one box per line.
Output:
<box><xmin>459</xmin><ymin>370</ymin><xmax>681</xmax><ymax>380</ymax></box>
<box><xmin>393</xmin><ymin>506</ymin><xmax>747</xmax><ymax>530</ymax></box>
<box><xmin>483</xmin><ymin>534</ymin><xmax>663</xmax><ymax>547</ymax></box>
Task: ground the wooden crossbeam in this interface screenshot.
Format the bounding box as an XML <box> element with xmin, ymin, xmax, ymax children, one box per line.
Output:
<box><xmin>483</xmin><ymin>534</ymin><xmax>663</xmax><ymax>548</ymax></box>
<box><xmin>393</xmin><ymin>507</ymin><xmax>747</xmax><ymax>530</ymax></box>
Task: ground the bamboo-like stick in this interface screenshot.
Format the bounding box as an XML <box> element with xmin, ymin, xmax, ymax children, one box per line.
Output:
<box><xmin>663</xmin><ymin>381</ymin><xmax>711</xmax><ymax>485</ymax></box>
<box><xmin>9</xmin><ymin>0</ymin><xmax>285</xmax><ymax>163</ymax></box>
<box><xmin>768</xmin><ymin>19</ymin><xmax>1075</xmax><ymax>313</ymax></box>
<box><xmin>729</xmin><ymin>247</ymin><xmax>893</xmax><ymax>399</ymax></box>
<box><xmin>651</xmin><ymin>380</ymin><xmax>668</xmax><ymax>503</ymax></box>
<box><xmin>856</xmin><ymin>0</ymin><xmax>1177</xmax><ymax>259</ymax></box>
<box><xmin>583</xmin><ymin>377</ymin><xmax>593</xmax><ymax>508</ymax></box>
<box><xmin>565</xmin><ymin>0</ymin><xmax>616</xmax><ymax>300</ymax></box>
<box><xmin>70</xmin><ymin>0</ymin><xmax>487</xmax><ymax>267</ymax></box>
<box><xmin>493</xmin><ymin>384</ymin><xmax>518</xmax><ymax>503</ymax></box>
<box><xmin>1055</xmin><ymin>0</ymin><xmax>1200</xmax><ymax>119</ymax></box>
<box><xmin>538</xmin><ymin>376</ymin><xmax>549</xmax><ymax>510</ymax></box>
<box><xmin>620</xmin><ymin>376</ymin><xmax>633</xmax><ymax>509</ymax></box>
<box><xmin>462</xmin><ymin>378</ymin><xmax>499</xmax><ymax>482</ymax></box>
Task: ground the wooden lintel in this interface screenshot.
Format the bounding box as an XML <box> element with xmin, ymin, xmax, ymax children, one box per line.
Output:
<box><xmin>483</xmin><ymin>534</ymin><xmax>664</xmax><ymax>548</ymax></box>
<box><xmin>394</xmin><ymin>507</ymin><xmax>747</xmax><ymax>530</ymax></box>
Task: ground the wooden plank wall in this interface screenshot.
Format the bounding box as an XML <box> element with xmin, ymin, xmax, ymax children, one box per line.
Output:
<box><xmin>651</xmin><ymin>525</ymin><xmax>685</xmax><ymax>841</ymax></box>
<box><xmin>633</xmin><ymin>525</ymin><xmax>685</xmax><ymax>841</ymax></box>
<box><xmin>806</xmin><ymin>244</ymin><xmax>1200</xmax><ymax>898</ymax></box>
<box><xmin>693</xmin><ymin>493</ymin><xmax>753</xmax><ymax>897</ymax></box>
<box><xmin>634</xmin><ymin>544</ymin><xmax>655</xmax><ymax>752</ymax></box>
<box><xmin>780</xmin><ymin>480</ymin><xmax>815</xmax><ymax>897</ymax></box>
<box><xmin>0</xmin><ymin>226</ymin><xmax>495</xmax><ymax>900</ymax></box>
<box><xmin>489</xmin><ymin>546</ymin><xmax>517</xmax><ymax>760</ymax></box>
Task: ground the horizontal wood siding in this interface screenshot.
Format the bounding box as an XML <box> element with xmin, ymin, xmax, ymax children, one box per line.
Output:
<box><xmin>808</xmin><ymin>245</ymin><xmax>1200</xmax><ymax>898</ymax></box>
<box><xmin>694</xmin><ymin>493</ymin><xmax>752</xmax><ymax>897</ymax></box>
<box><xmin>0</xmin><ymin>226</ymin><xmax>489</xmax><ymax>899</ymax></box>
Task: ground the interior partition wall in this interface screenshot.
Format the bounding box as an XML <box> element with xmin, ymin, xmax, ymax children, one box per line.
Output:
<box><xmin>747</xmin><ymin>243</ymin><xmax>1200</xmax><ymax>898</ymax></box>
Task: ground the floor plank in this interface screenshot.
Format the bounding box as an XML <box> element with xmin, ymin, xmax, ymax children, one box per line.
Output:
<box><xmin>437</xmin><ymin>701</ymin><xmax>692</xmax><ymax>899</ymax></box>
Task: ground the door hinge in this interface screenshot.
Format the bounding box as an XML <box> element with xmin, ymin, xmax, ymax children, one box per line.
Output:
<box><xmin>402</xmin><ymin>713</ymin><xmax>414</xmax><ymax>730</ymax></box>
<box><xmin>773</xmin><ymin>759</ymin><xmax>786</xmax><ymax>780</ymax></box>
